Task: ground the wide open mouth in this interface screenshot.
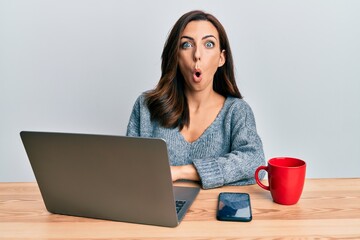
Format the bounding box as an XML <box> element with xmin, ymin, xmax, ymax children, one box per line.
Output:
<box><xmin>194</xmin><ymin>68</ymin><xmax>202</xmax><ymax>78</ymax></box>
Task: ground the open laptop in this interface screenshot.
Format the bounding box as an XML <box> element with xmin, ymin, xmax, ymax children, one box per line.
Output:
<box><xmin>20</xmin><ymin>131</ymin><xmax>200</xmax><ymax>227</ymax></box>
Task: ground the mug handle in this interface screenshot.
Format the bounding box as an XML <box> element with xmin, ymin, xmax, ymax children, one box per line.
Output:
<box><xmin>255</xmin><ymin>166</ymin><xmax>270</xmax><ymax>191</ymax></box>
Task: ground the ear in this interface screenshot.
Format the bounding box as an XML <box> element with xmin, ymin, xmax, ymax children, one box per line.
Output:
<box><xmin>218</xmin><ymin>50</ymin><xmax>226</xmax><ymax>67</ymax></box>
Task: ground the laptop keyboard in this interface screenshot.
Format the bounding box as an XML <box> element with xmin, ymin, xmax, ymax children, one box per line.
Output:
<box><xmin>176</xmin><ymin>200</ymin><xmax>187</xmax><ymax>213</ymax></box>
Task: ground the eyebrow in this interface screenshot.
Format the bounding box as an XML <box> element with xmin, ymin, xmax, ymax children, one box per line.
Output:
<box><xmin>181</xmin><ymin>35</ymin><xmax>218</xmax><ymax>41</ymax></box>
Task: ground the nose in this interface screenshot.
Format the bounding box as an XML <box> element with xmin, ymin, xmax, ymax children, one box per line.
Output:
<box><xmin>193</xmin><ymin>46</ymin><xmax>201</xmax><ymax>62</ymax></box>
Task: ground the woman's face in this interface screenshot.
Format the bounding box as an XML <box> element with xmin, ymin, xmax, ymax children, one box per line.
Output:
<box><xmin>178</xmin><ymin>20</ymin><xmax>225</xmax><ymax>93</ymax></box>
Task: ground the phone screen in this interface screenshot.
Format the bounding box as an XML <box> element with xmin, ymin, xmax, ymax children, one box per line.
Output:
<box><xmin>216</xmin><ymin>192</ymin><xmax>252</xmax><ymax>222</ymax></box>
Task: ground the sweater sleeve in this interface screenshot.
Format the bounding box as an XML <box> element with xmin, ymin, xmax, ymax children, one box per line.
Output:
<box><xmin>192</xmin><ymin>101</ymin><xmax>266</xmax><ymax>189</ymax></box>
<box><xmin>126</xmin><ymin>96</ymin><xmax>142</xmax><ymax>137</ymax></box>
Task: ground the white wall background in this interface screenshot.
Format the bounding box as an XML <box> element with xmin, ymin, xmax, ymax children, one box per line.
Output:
<box><xmin>1</xmin><ymin>0</ymin><xmax>359</xmax><ymax>181</ymax></box>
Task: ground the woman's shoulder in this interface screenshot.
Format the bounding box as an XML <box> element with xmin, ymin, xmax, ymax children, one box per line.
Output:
<box><xmin>223</xmin><ymin>96</ymin><xmax>257</xmax><ymax>129</ymax></box>
<box><xmin>225</xmin><ymin>96</ymin><xmax>253</xmax><ymax>113</ymax></box>
<box><xmin>132</xmin><ymin>93</ymin><xmax>149</xmax><ymax>109</ymax></box>
<box><xmin>129</xmin><ymin>93</ymin><xmax>152</xmax><ymax>117</ymax></box>
<box><xmin>133</xmin><ymin>93</ymin><xmax>146</xmax><ymax>104</ymax></box>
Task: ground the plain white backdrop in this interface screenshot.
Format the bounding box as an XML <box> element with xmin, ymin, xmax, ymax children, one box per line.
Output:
<box><xmin>1</xmin><ymin>0</ymin><xmax>359</xmax><ymax>181</ymax></box>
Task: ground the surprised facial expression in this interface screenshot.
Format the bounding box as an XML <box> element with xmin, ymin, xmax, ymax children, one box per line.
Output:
<box><xmin>178</xmin><ymin>20</ymin><xmax>226</xmax><ymax>93</ymax></box>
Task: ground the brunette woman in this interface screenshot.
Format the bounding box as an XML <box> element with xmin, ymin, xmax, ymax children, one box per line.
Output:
<box><xmin>127</xmin><ymin>10</ymin><xmax>265</xmax><ymax>189</ymax></box>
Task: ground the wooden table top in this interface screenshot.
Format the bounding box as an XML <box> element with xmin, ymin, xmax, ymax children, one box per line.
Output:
<box><xmin>1</xmin><ymin>178</ymin><xmax>359</xmax><ymax>239</ymax></box>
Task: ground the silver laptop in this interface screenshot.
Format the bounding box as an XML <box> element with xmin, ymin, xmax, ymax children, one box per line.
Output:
<box><xmin>20</xmin><ymin>131</ymin><xmax>200</xmax><ymax>227</ymax></box>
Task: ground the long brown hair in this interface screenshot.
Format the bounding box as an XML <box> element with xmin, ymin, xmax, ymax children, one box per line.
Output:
<box><xmin>145</xmin><ymin>10</ymin><xmax>242</xmax><ymax>130</ymax></box>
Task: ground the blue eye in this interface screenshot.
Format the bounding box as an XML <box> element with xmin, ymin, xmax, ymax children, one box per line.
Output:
<box><xmin>205</xmin><ymin>41</ymin><xmax>215</xmax><ymax>48</ymax></box>
<box><xmin>181</xmin><ymin>42</ymin><xmax>192</xmax><ymax>49</ymax></box>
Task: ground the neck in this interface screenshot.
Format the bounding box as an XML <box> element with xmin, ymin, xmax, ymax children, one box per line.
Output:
<box><xmin>185</xmin><ymin>89</ymin><xmax>222</xmax><ymax>112</ymax></box>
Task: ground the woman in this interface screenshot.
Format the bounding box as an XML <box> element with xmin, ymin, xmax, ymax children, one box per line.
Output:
<box><xmin>126</xmin><ymin>10</ymin><xmax>265</xmax><ymax>189</ymax></box>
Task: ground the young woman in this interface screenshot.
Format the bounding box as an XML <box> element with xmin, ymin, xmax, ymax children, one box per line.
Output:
<box><xmin>126</xmin><ymin>10</ymin><xmax>265</xmax><ymax>189</ymax></box>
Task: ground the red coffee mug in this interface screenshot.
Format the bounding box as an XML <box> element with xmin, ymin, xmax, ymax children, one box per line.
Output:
<box><xmin>255</xmin><ymin>157</ymin><xmax>306</xmax><ymax>205</ymax></box>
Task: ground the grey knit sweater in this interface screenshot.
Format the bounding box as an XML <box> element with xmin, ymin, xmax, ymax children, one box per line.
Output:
<box><xmin>126</xmin><ymin>94</ymin><xmax>265</xmax><ymax>189</ymax></box>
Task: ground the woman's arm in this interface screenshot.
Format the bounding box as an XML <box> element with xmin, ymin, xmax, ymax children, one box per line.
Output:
<box><xmin>126</xmin><ymin>96</ymin><xmax>142</xmax><ymax>137</ymax></box>
<box><xmin>170</xmin><ymin>165</ymin><xmax>200</xmax><ymax>182</ymax></box>
<box><xmin>192</xmin><ymin>101</ymin><xmax>265</xmax><ymax>189</ymax></box>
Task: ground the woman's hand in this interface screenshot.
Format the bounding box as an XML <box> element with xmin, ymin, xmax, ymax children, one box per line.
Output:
<box><xmin>170</xmin><ymin>164</ymin><xmax>200</xmax><ymax>182</ymax></box>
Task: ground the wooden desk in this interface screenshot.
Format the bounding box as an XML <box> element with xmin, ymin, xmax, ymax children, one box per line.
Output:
<box><xmin>1</xmin><ymin>178</ymin><xmax>359</xmax><ymax>239</ymax></box>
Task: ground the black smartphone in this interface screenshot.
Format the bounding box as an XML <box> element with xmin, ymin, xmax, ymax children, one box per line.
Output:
<box><xmin>216</xmin><ymin>192</ymin><xmax>252</xmax><ymax>222</ymax></box>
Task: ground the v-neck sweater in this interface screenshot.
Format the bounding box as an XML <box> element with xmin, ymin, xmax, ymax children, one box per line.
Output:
<box><xmin>126</xmin><ymin>94</ymin><xmax>265</xmax><ymax>189</ymax></box>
